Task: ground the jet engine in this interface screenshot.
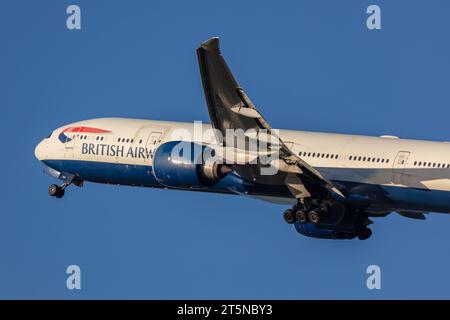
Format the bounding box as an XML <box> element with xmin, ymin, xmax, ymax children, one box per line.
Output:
<box><xmin>152</xmin><ymin>141</ymin><xmax>230</xmax><ymax>189</ymax></box>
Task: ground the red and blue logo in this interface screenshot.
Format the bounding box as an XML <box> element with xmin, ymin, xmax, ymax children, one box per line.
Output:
<box><xmin>58</xmin><ymin>126</ymin><xmax>112</xmax><ymax>143</ymax></box>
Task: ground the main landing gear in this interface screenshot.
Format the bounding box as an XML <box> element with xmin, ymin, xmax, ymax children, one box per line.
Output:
<box><xmin>283</xmin><ymin>208</ymin><xmax>321</xmax><ymax>225</ymax></box>
<box><xmin>283</xmin><ymin>200</ymin><xmax>326</xmax><ymax>225</ymax></box>
<box><xmin>283</xmin><ymin>199</ymin><xmax>373</xmax><ymax>240</ymax></box>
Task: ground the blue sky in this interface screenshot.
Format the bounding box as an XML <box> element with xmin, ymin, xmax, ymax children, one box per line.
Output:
<box><xmin>1</xmin><ymin>0</ymin><xmax>450</xmax><ymax>299</ymax></box>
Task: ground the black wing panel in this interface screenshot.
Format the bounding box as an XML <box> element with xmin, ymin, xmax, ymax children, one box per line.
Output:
<box><xmin>197</xmin><ymin>37</ymin><xmax>264</xmax><ymax>135</ymax></box>
<box><xmin>196</xmin><ymin>37</ymin><xmax>344</xmax><ymax>199</ymax></box>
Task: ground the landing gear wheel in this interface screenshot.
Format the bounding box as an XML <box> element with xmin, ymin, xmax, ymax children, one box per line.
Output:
<box><xmin>56</xmin><ymin>188</ymin><xmax>65</xmax><ymax>198</ymax></box>
<box><xmin>357</xmin><ymin>228</ymin><xmax>372</xmax><ymax>240</ymax></box>
<box><xmin>283</xmin><ymin>209</ymin><xmax>296</xmax><ymax>224</ymax></box>
<box><xmin>308</xmin><ymin>210</ymin><xmax>320</xmax><ymax>225</ymax></box>
<box><xmin>295</xmin><ymin>210</ymin><xmax>308</xmax><ymax>224</ymax></box>
<box><xmin>48</xmin><ymin>184</ymin><xmax>65</xmax><ymax>198</ymax></box>
<box><xmin>48</xmin><ymin>184</ymin><xmax>59</xmax><ymax>197</ymax></box>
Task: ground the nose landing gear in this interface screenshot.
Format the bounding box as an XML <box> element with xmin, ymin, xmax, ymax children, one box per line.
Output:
<box><xmin>48</xmin><ymin>178</ymin><xmax>82</xmax><ymax>198</ymax></box>
<box><xmin>48</xmin><ymin>184</ymin><xmax>65</xmax><ymax>198</ymax></box>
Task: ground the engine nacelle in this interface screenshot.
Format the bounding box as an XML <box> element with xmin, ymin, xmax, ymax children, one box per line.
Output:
<box><xmin>294</xmin><ymin>222</ymin><xmax>356</xmax><ymax>240</ymax></box>
<box><xmin>153</xmin><ymin>141</ymin><xmax>229</xmax><ymax>189</ymax></box>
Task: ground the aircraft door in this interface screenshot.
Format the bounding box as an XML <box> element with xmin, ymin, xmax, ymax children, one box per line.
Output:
<box><xmin>391</xmin><ymin>151</ymin><xmax>410</xmax><ymax>184</ymax></box>
<box><xmin>135</xmin><ymin>127</ymin><xmax>164</xmax><ymax>164</ymax></box>
<box><xmin>145</xmin><ymin>132</ymin><xmax>163</xmax><ymax>162</ymax></box>
<box><xmin>392</xmin><ymin>151</ymin><xmax>410</xmax><ymax>174</ymax></box>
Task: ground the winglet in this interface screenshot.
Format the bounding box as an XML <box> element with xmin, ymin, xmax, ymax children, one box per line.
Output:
<box><xmin>199</xmin><ymin>37</ymin><xmax>220</xmax><ymax>53</ymax></box>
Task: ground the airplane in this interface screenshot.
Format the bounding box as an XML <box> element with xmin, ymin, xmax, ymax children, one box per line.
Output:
<box><xmin>34</xmin><ymin>37</ymin><xmax>450</xmax><ymax>240</ymax></box>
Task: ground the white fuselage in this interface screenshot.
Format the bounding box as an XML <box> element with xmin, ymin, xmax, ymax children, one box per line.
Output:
<box><xmin>35</xmin><ymin>118</ymin><xmax>450</xmax><ymax>213</ymax></box>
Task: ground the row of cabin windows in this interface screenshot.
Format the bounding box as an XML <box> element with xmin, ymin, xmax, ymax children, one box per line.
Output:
<box><xmin>72</xmin><ymin>135</ymin><xmax>143</xmax><ymax>144</ymax></box>
<box><xmin>73</xmin><ymin>135</ymin><xmax>142</xmax><ymax>143</ymax></box>
<box><xmin>117</xmin><ymin>138</ymin><xmax>144</xmax><ymax>144</ymax></box>
<box><xmin>349</xmin><ymin>156</ymin><xmax>389</xmax><ymax>163</ymax></box>
<box><xmin>73</xmin><ymin>134</ymin><xmax>102</xmax><ymax>141</ymax></box>
<box><xmin>299</xmin><ymin>152</ymin><xmax>339</xmax><ymax>159</ymax></box>
<box><xmin>413</xmin><ymin>161</ymin><xmax>450</xmax><ymax>168</ymax></box>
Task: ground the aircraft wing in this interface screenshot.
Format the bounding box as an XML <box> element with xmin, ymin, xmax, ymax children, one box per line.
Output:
<box><xmin>196</xmin><ymin>37</ymin><xmax>344</xmax><ymax>199</ymax></box>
